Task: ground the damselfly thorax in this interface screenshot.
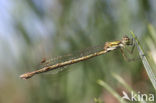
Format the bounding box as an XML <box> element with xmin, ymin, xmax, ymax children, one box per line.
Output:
<box><xmin>104</xmin><ymin>36</ymin><xmax>132</xmax><ymax>51</ymax></box>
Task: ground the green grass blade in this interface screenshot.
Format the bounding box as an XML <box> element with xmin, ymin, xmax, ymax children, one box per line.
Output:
<box><xmin>112</xmin><ymin>73</ymin><xmax>132</xmax><ymax>91</ymax></box>
<box><xmin>130</xmin><ymin>31</ymin><xmax>156</xmax><ymax>90</ymax></box>
<box><xmin>112</xmin><ymin>73</ymin><xmax>147</xmax><ymax>103</ymax></box>
<box><xmin>97</xmin><ymin>80</ymin><xmax>128</xmax><ymax>103</ymax></box>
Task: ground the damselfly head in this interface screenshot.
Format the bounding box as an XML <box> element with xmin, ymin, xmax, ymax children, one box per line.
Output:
<box><xmin>121</xmin><ymin>35</ymin><xmax>132</xmax><ymax>45</ymax></box>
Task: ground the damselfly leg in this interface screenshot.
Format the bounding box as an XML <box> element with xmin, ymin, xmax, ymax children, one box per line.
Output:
<box><xmin>119</xmin><ymin>37</ymin><xmax>143</xmax><ymax>61</ymax></box>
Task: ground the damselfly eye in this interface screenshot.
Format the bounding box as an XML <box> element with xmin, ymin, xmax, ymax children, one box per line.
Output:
<box><xmin>122</xmin><ymin>36</ymin><xmax>131</xmax><ymax>45</ymax></box>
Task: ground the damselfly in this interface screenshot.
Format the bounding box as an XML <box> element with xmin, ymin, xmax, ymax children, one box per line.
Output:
<box><xmin>20</xmin><ymin>36</ymin><xmax>133</xmax><ymax>79</ymax></box>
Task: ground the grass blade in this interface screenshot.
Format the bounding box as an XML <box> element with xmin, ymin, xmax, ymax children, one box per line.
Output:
<box><xmin>130</xmin><ymin>31</ymin><xmax>156</xmax><ymax>90</ymax></box>
<box><xmin>97</xmin><ymin>80</ymin><xmax>128</xmax><ymax>103</ymax></box>
<box><xmin>112</xmin><ymin>73</ymin><xmax>147</xmax><ymax>103</ymax></box>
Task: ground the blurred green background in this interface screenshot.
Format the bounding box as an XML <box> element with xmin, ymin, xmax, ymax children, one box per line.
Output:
<box><xmin>0</xmin><ymin>0</ymin><xmax>156</xmax><ymax>103</ymax></box>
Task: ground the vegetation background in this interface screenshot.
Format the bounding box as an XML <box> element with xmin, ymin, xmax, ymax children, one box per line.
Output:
<box><xmin>0</xmin><ymin>0</ymin><xmax>156</xmax><ymax>103</ymax></box>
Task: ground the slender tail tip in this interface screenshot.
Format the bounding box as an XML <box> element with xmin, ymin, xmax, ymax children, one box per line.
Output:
<box><xmin>19</xmin><ymin>72</ymin><xmax>34</xmax><ymax>80</ymax></box>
